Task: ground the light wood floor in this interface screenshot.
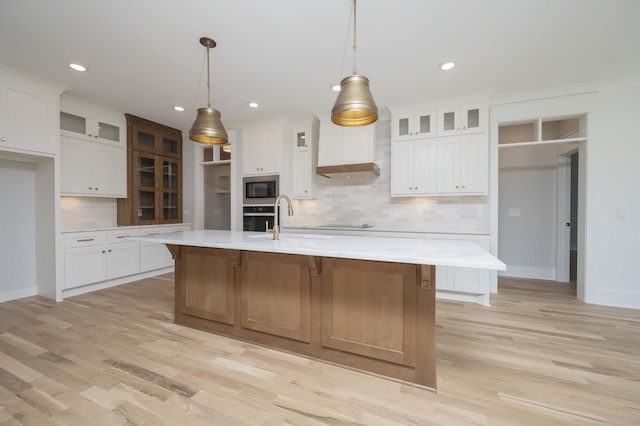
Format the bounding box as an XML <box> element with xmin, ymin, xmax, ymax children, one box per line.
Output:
<box><xmin>0</xmin><ymin>275</ymin><xmax>638</xmax><ymax>425</ymax></box>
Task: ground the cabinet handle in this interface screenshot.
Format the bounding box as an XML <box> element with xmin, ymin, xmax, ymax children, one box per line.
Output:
<box><xmin>1</xmin><ymin>137</ymin><xmax>6</xmax><ymax>142</ymax></box>
<box><xmin>101</xmin><ymin>250</ymin><xmax>106</xmax><ymax>253</ymax></box>
<box><xmin>88</xmin><ymin>134</ymin><xmax>92</xmax><ymax>137</ymax></box>
<box><xmin>94</xmin><ymin>135</ymin><xmax>98</xmax><ymax>138</ymax></box>
<box><xmin>77</xmin><ymin>238</ymin><xmax>94</xmax><ymax>242</ymax></box>
<box><xmin>88</xmin><ymin>187</ymin><xmax>93</xmax><ymax>190</ymax></box>
<box><xmin>456</xmin><ymin>185</ymin><xmax>459</xmax><ymax>189</ymax></box>
<box><xmin>116</xmin><ymin>235</ymin><xmax>130</xmax><ymax>239</ymax></box>
<box><xmin>108</xmin><ymin>249</ymin><xmax>112</xmax><ymax>253</ymax></box>
<box><xmin>95</xmin><ymin>187</ymin><xmax>99</xmax><ymax>190</ymax></box>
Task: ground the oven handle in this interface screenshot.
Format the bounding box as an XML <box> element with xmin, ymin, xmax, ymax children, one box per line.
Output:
<box><xmin>243</xmin><ymin>213</ymin><xmax>275</xmax><ymax>217</ymax></box>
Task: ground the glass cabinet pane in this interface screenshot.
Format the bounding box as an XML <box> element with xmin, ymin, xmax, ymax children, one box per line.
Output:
<box><xmin>98</xmin><ymin>121</ymin><xmax>120</xmax><ymax>142</ymax></box>
<box><xmin>136</xmin><ymin>130</ymin><xmax>155</xmax><ymax>150</ymax></box>
<box><xmin>137</xmin><ymin>156</ymin><xmax>156</xmax><ymax>188</ymax></box>
<box><xmin>467</xmin><ymin>109</ymin><xmax>479</xmax><ymax>129</ymax></box>
<box><xmin>60</xmin><ymin>112</ymin><xmax>86</xmax><ymax>134</ymax></box>
<box><xmin>398</xmin><ymin>118</ymin><xmax>409</xmax><ymax>136</ymax></box>
<box><xmin>163</xmin><ymin>136</ymin><xmax>179</xmax><ymax>155</ymax></box>
<box><xmin>443</xmin><ymin>112</ymin><xmax>456</xmax><ymax>131</ymax></box>
<box><xmin>296</xmin><ymin>132</ymin><xmax>307</xmax><ymax>148</ymax></box>
<box><xmin>137</xmin><ymin>191</ymin><xmax>155</xmax><ymax>220</ymax></box>
<box><xmin>163</xmin><ymin>193</ymin><xmax>179</xmax><ymax>220</ymax></box>
<box><xmin>163</xmin><ymin>160</ymin><xmax>178</xmax><ymax>190</ymax></box>
<box><xmin>419</xmin><ymin>115</ymin><xmax>431</xmax><ymax>133</ymax></box>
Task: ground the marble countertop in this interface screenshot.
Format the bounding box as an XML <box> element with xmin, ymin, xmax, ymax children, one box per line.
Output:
<box><xmin>132</xmin><ymin>230</ymin><xmax>506</xmax><ymax>271</ymax></box>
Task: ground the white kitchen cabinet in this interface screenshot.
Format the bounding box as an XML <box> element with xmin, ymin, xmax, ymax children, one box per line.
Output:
<box><xmin>290</xmin><ymin>120</ymin><xmax>318</xmax><ymax>199</ymax></box>
<box><xmin>318</xmin><ymin>120</ymin><xmax>376</xmax><ymax>167</ymax></box>
<box><xmin>138</xmin><ymin>226</ymin><xmax>185</xmax><ymax>272</ymax></box>
<box><xmin>60</xmin><ymin>95</ymin><xmax>125</xmax><ymax>146</ymax></box>
<box><xmin>0</xmin><ymin>66</ymin><xmax>62</xmax><ymax>156</ymax></box>
<box><xmin>392</xmin><ymin>109</ymin><xmax>436</xmax><ymax>140</ymax></box>
<box><xmin>436</xmin><ymin>265</ymin><xmax>490</xmax><ymax>293</ymax></box>
<box><xmin>437</xmin><ymin>103</ymin><xmax>487</xmax><ymax>136</ymax></box>
<box><xmin>242</xmin><ymin>126</ymin><xmax>281</xmax><ymax>175</ymax></box>
<box><xmin>436</xmin><ymin>134</ymin><xmax>488</xmax><ymax>195</ymax></box>
<box><xmin>63</xmin><ymin>231</ymin><xmax>139</xmax><ymax>289</ymax></box>
<box><xmin>391</xmin><ymin>139</ymin><xmax>437</xmax><ymax>196</ymax></box>
<box><xmin>60</xmin><ymin>134</ymin><xmax>126</xmax><ymax>197</ymax></box>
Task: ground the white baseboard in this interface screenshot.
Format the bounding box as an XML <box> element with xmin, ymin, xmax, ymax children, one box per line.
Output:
<box><xmin>61</xmin><ymin>267</ymin><xmax>174</xmax><ymax>299</ymax></box>
<box><xmin>589</xmin><ymin>288</ymin><xmax>640</xmax><ymax>310</ymax></box>
<box><xmin>0</xmin><ymin>286</ymin><xmax>38</xmax><ymax>303</ymax></box>
<box><xmin>499</xmin><ymin>265</ymin><xmax>556</xmax><ymax>281</ymax></box>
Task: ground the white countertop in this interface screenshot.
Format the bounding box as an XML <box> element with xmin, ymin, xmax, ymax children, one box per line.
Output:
<box><xmin>132</xmin><ymin>230</ymin><xmax>506</xmax><ymax>271</ymax></box>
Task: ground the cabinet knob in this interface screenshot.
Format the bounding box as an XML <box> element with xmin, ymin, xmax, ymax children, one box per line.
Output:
<box><xmin>102</xmin><ymin>250</ymin><xmax>106</xmax><ymax>253</ymax></box>
<box><xmin>108</xmin><ymin>249</ymin><xmax>112</xmax><ymax>253</ymax></box>
<box><xmin>88</xmin><ymin>187</ymin><xmax>93</xmax><ymax>190</ymax></box>
<box><xmin>456</xmin><ymin>185</ymin><xmax>459</xmax><ymax>189</ymax></box>
<box><xmin>415</xmin><ymin>187</ymin><xmax>418</xmax><ymax>190</ymax></box>
<box><xmin>0</xmin><ymin>137</ymin><xmax>6</xmax><ymax>142</ymax></box>
<box><xmin>95</xmin><ymin>187</ymin><xmax>99</xmax><ymax>190</ymax></box>
<box><xmin>94</xmin><ymin>135</ymin><xmax>98</xmax><ymax>138</ymax></box>
<box><xmin>462</xmin><ymin>185</ymin><xmax>466</xmax><ymax>189</ymax></box>
<box><xmin>88</xmin><ymin>134</ymin><xmax>92</xmax><ymax>137</ymax></box>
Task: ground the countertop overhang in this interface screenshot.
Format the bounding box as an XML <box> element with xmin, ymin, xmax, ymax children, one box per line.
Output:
<box><xmin>132</xmin><ymin>230</ymin><xmax>506</xmax><ymax>271</ymax></box>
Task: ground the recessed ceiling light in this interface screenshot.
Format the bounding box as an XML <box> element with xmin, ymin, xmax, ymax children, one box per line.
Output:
<box><xmin>173</xmin><ymin>105</ymin><xmax>185</xmax><ymax>112</ymax></box>
<box><xmin>440</xmin><ymin>62</ymin><xmax>456</xmax><ymax>71</ymax></box>
<box><xmin>331</xmin><ymin>84</ymin><xmax>341</xmax><ymax>92</ymax></box>
<box><xmin>68</xmin><ymin>63</ymin><xmax>87</xmax><ymax>72</ymax></box>
<box><xmin>248</xmin><ymin>101</ymin><xmax>259</xmax><ymax>108</ymax></box>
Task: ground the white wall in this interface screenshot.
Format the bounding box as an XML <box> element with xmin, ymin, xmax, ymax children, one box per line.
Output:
<box><xmin>0</xmin><ymin>159</ymin><xmax>37</xmax><ymax>300</ymax></box>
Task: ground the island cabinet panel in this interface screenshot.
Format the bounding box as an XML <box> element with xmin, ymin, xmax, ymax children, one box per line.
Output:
<box><xmin>321</xmin><ymin>258</ymin><xmax>417</xmax><ymax>367</ymax></box>
<box><xmin>240</xmin><ymin>252</ymin><xmax>311</xmax><ymax>343</ymax></box>
<box><xmin>179</xmin><ymin>247</ymin><xmax>235</xmax><ymax>325</ymax></box>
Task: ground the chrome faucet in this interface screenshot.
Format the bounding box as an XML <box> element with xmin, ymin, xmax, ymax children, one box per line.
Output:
<box><xmin>270</xmin><ymin>194</ymin><xmax>294</xmax><ymax>240</ymax></box>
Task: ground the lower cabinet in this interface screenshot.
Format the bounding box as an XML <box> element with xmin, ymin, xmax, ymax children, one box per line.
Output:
<box><xmin>63</xmin><ymin>224</ymin><xmax>189</xmax><ymax>291</ymax></box>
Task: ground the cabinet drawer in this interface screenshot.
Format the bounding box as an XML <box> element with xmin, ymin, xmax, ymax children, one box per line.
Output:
<box><xmin>106</xmin><ymin>229</ymin><xmax>140</xmax><ymax>243</ymax></box>
<box><xmin>64</xmin><ymin>232</ymin><xmax>106</xmax><ymax>248</ymax></box>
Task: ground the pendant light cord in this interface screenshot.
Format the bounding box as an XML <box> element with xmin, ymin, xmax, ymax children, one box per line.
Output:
<box><xmin>206</xmin><ymin>46</ymin><xmax>211</xmax><ymax>108</ymax></box>
<box><xmin>352</xmin><ymin>0</ymin><xmax>358</xmax><ymax>75</ymax></box>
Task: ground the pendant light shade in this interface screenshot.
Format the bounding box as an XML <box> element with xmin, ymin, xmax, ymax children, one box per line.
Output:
<box><xmin>331</xmin><ymin>74</ymin><xmax>378</xmax><ymax>126</ymax></box>
<box><xmin>189</xmin><ymin>37</ymin><xmax>228</xmax><ymax>145</ymax></box>
<box><xmin>331</xmin><ymin>0</ymin><xmax>378</xmax><ymax>127</ymax></box>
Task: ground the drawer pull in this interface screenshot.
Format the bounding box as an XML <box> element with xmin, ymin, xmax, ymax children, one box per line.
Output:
<box><xmin>77</xmin><ymin>238</ymin><xmax>94</xmax><ymax>242</ymax></box>
<box><xmin>116</xmin><ymin>235</ymin><xmax>130</xmax><ymax>239</ymax></box>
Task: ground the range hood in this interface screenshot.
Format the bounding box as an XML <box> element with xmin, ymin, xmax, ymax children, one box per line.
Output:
<box><xmin>316</xmin><ymin>162</ymin><xmax>379</xmax><ymax>178</ymax></box>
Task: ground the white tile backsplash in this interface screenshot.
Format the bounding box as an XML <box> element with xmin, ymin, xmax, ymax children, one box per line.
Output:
<box><xmin>285</xmin><ymin>119</ymin><xmax>490</xmax><ymax>234</ymax></box>
<box><xmin>61</xmin><ymin>197</ymin><xmax>118</xmax><ymax>230</ymax></box>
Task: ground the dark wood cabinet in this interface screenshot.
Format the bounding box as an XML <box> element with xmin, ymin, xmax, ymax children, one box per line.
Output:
<box><xmin>117</xmin><ymin>114</ymin><xmax>182</xmax><ymax>225</ymax></box>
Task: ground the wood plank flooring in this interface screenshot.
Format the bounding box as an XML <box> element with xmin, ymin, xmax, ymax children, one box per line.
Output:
<box><xmin>0</xmin><ymin>274</ymin><xmax>638</xmax><ymax>425</ymax></box>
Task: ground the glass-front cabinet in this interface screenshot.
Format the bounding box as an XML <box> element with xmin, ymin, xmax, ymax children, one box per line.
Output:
<box><xmin>60</xmin><ymin>95</ymin><xmax>125</xmax><ymax>145</ymax></box>
<box><xmin>437</xmin><ymin>104</ymin><xmax>486</xmax><ymax>136</ymax></box>
<box><xmin>118</xmin><ymin>114</ymin><xmax>183</xmax><ymax>225</ymax></box>
<box><xmin>392</xmin><ymin>109</ymin><xmax>435</xmax><ymax>140</ymax></box>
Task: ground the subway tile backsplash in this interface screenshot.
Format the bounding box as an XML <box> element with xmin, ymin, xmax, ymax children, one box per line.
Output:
<box><xmin>285</xmin><ymin>119</ymin><xmax>490</xmax><ymax>234</ymax></box>
<box><xmin>61</xmin><ymin>197</ymin><xmax>118</xmax><ymax>230</ymax></box>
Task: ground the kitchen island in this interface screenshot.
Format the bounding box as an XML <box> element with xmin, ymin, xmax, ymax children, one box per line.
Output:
<box><xmin>135</xmin><ymin>230</ymin><xmax>505</xmax><ymax>390</ymax></box>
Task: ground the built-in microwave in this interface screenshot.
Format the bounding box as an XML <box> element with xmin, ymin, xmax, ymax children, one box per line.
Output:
<box><xmin>243</xmin><ymin>175</ymin><xmax>279</xmax><ymax>204</ymax></box>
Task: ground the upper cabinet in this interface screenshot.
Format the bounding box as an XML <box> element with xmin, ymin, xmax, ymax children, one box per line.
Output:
<box><xmin>290</xmin><ymin>118</ymin><xmax>319</xmax><ymax>199</ymax></box>
<box><xmin>391</xmin><ymin>109</ymin><xmax>436</xmax><ymax>140</ymax></box>
<box><xmin>117</xmin><ymin>114</ymin><xmax>183</xmax><ymax>225</ymax></box>
<box><xmin>437</xmin><ymin>103</ymin><xmax>487</xmax><ymax>136</ymax></box>
<box><xmin>241</xmin><ymin>125</ymin><xmax>281</xmax><ymax>176</ymax></box>
<box><xmin>436</xmin><ymin>134</ymin><xmax>488</xmax><ymax>195</ymax></box>
<box><xmin>60</xmin><ymin>95</ymin><xmax>125</xmax><ymax>146</ymax></box>
<box><xmin>0</xmin><ymin>66</ymin><xmax>64</xmax><ymax>156</ymax></box>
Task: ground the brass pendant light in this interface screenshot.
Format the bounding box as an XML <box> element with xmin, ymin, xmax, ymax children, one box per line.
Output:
<box><xmin>331</xmin><ymin>0</ymin><xmax>378</xmax><ymax>127</ymax></box>
<box><xmin>189</xmin><ymin>37</ymin><xmax>228</xmax><ymax>144</ymax></box>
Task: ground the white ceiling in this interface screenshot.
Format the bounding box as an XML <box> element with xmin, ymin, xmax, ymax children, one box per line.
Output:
<box><xmin>1</xmin><ymin>0</ymin><xmax>639</xmax><ymax>132</ymax></box>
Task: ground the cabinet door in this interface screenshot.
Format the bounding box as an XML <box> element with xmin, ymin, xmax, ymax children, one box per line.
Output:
<box><xmin>160</xmin><ymin>129</ymin><xmax>182</xmax><ymax>158</ymax></box>
<box><xmin>460</xmin><ymin>104</ymin><xmax>486</xmax><ymax>134</ymax></box>
<box><xmin>131</xmin><ymin>124</ymin><xmax>159</xmax><ymax>154</ymax></box>
<box><xmin>291</xmin><ymin>150</ymin><xmax>311</xmax><ymax>198</ymax></box>
<box><xmin>453</xmin><ymin>267</ymin><xmax>490</xmax><ymax>293</ymax></box>
<box><xmin>241</xmin><ymin>128</ymin><xmax>261</xmax><ymax>174</ymax></box>
<box><xmin>60</xmin><ymin>137</ymin><xmax>91</xmax><ymax>194</ymax></box>
<box><xmin>435</xmin><ymin>265</ymin><xmax>454</xmax><ymax>290</ymax></box>
<box><xmin>293</xmin><ymin>128</ymin><xmax>309</xmax><ymax>152</ymax></box>
<box><xmin>92</xmin><ymin>144</ymin><xmax>126</xmax><ymax>197</ymax></box>
<box><xmin>414</xmin><ymin>110</ymin><xmax>436</xmax><ymax>138</ymax></box>
<box><xmin>132</xmin><ymin>152</ymin><xmax>157</xmax><ymax>224</ymax></box>
<box><xmin>438</xmin><ymin>106</ymin><xmax>460</xmax><ymax>137</ymax></box>
<box><xmin>459</xmin><ymin>134</ymin><xmax>488</xmax><ymax>194</ymax></box>
<box><xmin>436</xmin><ymin>137</ymin><xmax>461</xmax><ymax>193</ymax></box>
<box><xmin>64</xmin><ymin>246</ymin><xmax>106</xmax><ymax>289</ymax></box>
<box><xmin>105</xmin><ymin>242</ymin><xmax>140</xmax><ymax>279</ymax></box>
<box><xmin>159</xmin><ymin>158</ymin><xmax>181</xmax><ymax>222</ymax></box>
<box><xmin>260</xmin><ymin>127</ymin><xmax>281</xmax><ymax>174</ymax></box>
<box><xmin>392</xmin><ymin>112</ymin><xmax>413</xmax><ymax>140</ymax></box>
<box><xmin>140</xmin><ymin>240</ymin><xmax>173</xmax><ymax>272</ymax></box>
<box><xmin>390</xmin><ymin>141</ymin><xmax>415</xmax><ymax>196</ymax></box>
<box><xmin>412</xmin><ymin>140</ymin><xmax>437</xmax><ymax>194</ymax></box>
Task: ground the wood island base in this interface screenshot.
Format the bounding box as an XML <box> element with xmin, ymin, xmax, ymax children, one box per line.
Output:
<box><xmin>167</xmin><ymin>245</ymin><xmax>437</xmax><ymax>390</ymax></box>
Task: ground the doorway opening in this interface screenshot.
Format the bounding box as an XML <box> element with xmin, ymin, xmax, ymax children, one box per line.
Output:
<box><xmin>497</xmin><ymin>116</ymin><xmax>585</xmax><ymax>297</ymax></box>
